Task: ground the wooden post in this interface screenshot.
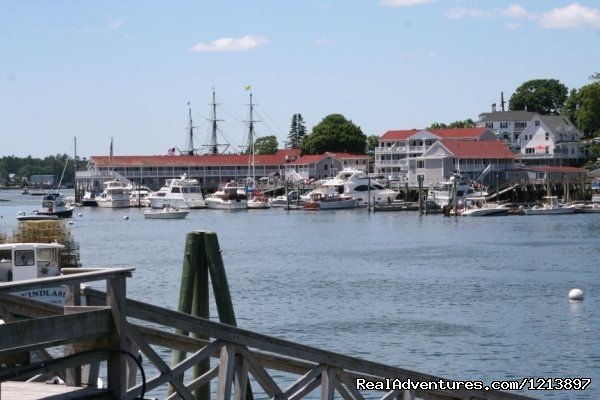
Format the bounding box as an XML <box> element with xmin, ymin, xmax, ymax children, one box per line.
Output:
<box><xmin>170</xmin><ymin>231</ymin><xmax>208</xmax><ymax>398</ymax></box>
<box><xmin>192</xmin><ymin>233</ymin><xmax>210</xmax><ymax>400</ymax></box>
<box><xmin>367</xmin><ymin>177</ymin><xmax>372</xmax><ymax>212</ymax></box>
<box><xmin>107</xmin><ymin>275</ymin><xmax>128</xmax><ymax>399</ymax></box>
<box><xmin>204</xmin><ymin>232</ymin><xmax>237</xmax><ymax>326</ymax></box>
<box><xmin>417</xmin><ymin>175</ymin><xmax>423</xmax><ymax>215</ymax></box>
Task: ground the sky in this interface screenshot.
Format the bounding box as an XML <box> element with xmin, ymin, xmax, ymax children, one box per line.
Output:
<box><xmin>2</xmin><ymin>0</ymin><xmax>600</xmax><ymax>159</ymax></box>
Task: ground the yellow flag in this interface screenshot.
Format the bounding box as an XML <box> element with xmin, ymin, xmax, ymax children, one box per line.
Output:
<box><xmin>245</xmin><ymin>85</ymin><xmax>252</xmax><ymax>91</ymax></box>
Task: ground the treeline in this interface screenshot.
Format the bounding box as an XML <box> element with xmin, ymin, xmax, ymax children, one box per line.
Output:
<box><xmin>0</xmin><ymin>154</ymin><xmax>87</xmax><ymax>187</ymax></box>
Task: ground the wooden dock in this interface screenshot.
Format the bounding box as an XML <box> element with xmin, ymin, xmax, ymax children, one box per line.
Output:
<box><xmin>1</xmin><ymin>246</ymin><xmax>538</xmax><ymax>400</ymax></box>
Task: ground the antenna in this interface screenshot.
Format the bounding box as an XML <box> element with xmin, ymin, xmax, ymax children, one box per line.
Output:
<box><xmin>501</xmin><ymin>91</ymin><xmax>506</xmax><ymax>112</ymax></box>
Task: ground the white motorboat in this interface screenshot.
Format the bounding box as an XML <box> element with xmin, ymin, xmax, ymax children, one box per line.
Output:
<box><xmin>572</xmin><ymin>202</ymin><xmax>600</xmax><ymax>213</ymax></box>
<box><xmin>247</xmin><ymin>191</ymin><xmax>271</xmax><ymax>209</ymax></box>
<box><xmin>96</xmin><ymin>180</ymin><xmax>131</xmax><ymax>208</ymax></box>
<box><xmin>522</xmin><ymin>196</ymin><xmax>576</xmax><ymax>215</ymax></box>
<box><xmin>460</xmin><ymin>200</ymin><xmax>509</xmax><ymax>217</ymax></box>
<box><xmin>303</xmin><ymin>187</ymin><xmax>358</xmax><ymax>210</ymax></box>
<box><xmin>428</xmin><ymin>174</ymin><xmax>488</xmax><ymax>208</ymax></box>
<box><xmin>148</xmin><ymin>174</ymin><xmax>206</xmax><ymax>209</ymax></box>
<box><xmin>206</xmin><ymin>182</ymin><xmax>247</xmax><ymax>210</ymax></box>
<box><xmin>130</xmin><ymin>185</ymin><xmax>152</xmax><ymax>207</ymax></box>
<box><xmin>271</xmin><ymin>190</ymin><xmax>305</xmax><ymax>207</ymax></box>
<box><xmin>81</xmin><ymin>190</ymin><xmax>98</xmax><ymax>207</ymax></box>
<box><xmin>17</xmin><ymin>192</ymin><xmax>74</xmax><ymax>220</ymax></box>
<box><xmin>144</xmin><ymin>204</ymin><xmax>190</xmax><ymax>219</ymax></box>
<box><xmin>337</xmin><ymin>170</ymin><xmax>397</xmax><ymax>206</ymax></box>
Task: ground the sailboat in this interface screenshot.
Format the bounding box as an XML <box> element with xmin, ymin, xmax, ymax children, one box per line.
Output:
<box><xmin>245</xmin><ymin>90</ymin><xmax>271</xmax><ymax>209</ymax></box>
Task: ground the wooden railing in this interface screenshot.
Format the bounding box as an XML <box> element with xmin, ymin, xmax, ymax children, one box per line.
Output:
<box><xmin>1</xmin><ymin>268</ymin><xmax>536</xmax><ymax>400</ymax></box>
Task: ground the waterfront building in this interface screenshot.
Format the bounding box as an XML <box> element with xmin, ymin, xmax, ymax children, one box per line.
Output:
<box><xmin>410</xmin><ymin>140</ymin><xmax>518</xmax><ymax>187</ymax></box>
<box><xmin>476</xmin><ymin>111</ymin><xmax>582</xmax><ymax>166</ymax></box>
<box><xmin>76</xmin><ymin>149</ymin><xmax>369</xmax><ymax>192</ymax></box>
<box><xmin>374</xmin><ymin>127</ymin><xmax>497</xmax><ymax>181</ymax></box>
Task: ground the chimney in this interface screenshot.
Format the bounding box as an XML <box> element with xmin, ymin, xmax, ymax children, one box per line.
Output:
<box><xmin>501</xmin><ymin>91</ymin><xmax>505</xmax><ymax>112</ymax></box>
<box><xmin>492</xmin><ymin>103</ymin><xmax>497</xmax><ymax>112</ymax></box>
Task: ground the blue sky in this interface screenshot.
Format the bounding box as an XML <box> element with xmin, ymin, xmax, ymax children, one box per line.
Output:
<box><xmin>2</xmin><ymin>1</ymin><xmax>600</xmax><ymax>158</ymax></box>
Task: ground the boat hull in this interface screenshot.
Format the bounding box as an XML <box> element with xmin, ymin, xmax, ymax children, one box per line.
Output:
<box><xmin>522</xmin><ymin>207</ymin><xmax>576</xmax><ymax>215</ymax></box>
<box><xmin>206</xmin><ymin>199</ymin><xmax>247</xmax><ymax>210</ymax></box>
<box><xmin>96</xmin><ymin>199</ymin><xmax>130</xmax><ymax>208</ymax></box>
<box><xmin>149</xmin><ymin>197</ymin><xmax>206</xmax><ymax>209</ymax></box>
<box><xmin>304</xmin><ymin>199</ymin><xmax>357</xmax><ymax>210</ymax></box>
<box><xmin>144</xmin><ymin>210</ymin><xmax>189</xmax><ymax>219</ymax></box>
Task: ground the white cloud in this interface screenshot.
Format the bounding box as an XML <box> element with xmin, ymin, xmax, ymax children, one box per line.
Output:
<box><xmin>109</xmin><ymin>19</ymin><xmax>124</xmax><ymax>30</ymax></box>
<box><xmin>381</xmin><ymin>0</ymin><xmax>435</xmax><ymax>7</ymax></box>
<box><xmin>191</xmin><ymin>35</ymin><xmax>268</xmax><ymax>52</ymax></box>
<box><xmin>538</xmin><ymin>3</ymin><xmax>600</xmax><ymax>29</ymax></box>
<box><xmin>501</xmin><ymin>4</ymin><xmax>530</xmax><ymax>19</ymax></box>
<box><xmin>446</xmin><ymin>7</ymin><xmax>491</xmax><ymax>19</ymax></box>
<box><xmin>504</xmin><ymin>22</ymin><xmax>521</xmax><ymax>30</ymax></box>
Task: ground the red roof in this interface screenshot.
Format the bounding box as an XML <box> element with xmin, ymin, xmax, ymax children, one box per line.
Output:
<box><xmin>289</xmin><ymin>154</ymin><xmax>332</xmax><ymax>165</ymax></box>
<box><xmin>438</xmin><ymin>140</ymin><xmax>515</xmax><ymax>159</ymax></box>
<box><xmin>380</xmin><ymin>127</ymin><xmax>489</xmax><ymax>140</ymax></box>
<box><xmin>90</xmin><ymin>149</ymin><xmax>301</xmax><ymax>167</ymax></box>
<box><xmin>332</xmin><ymin>152</ymin><xmax>370</xmax><ymax>160</ymax></box>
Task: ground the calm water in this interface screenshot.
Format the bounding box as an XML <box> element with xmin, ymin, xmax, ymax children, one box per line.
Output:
<box><xmin>1</xmin><ymin>189</ymin><xmax>599</xmax><ymax>399</ymax></box>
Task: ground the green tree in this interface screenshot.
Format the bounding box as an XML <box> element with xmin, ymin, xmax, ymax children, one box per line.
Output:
<box><xmin>366</xmin><ymin>135</ymin><xmax>380</xmax><ymax>154</ymax></box>
<box><xmin>300</xmin><ymin>114</ymin><xmax>366</xmax><ymax>155</ymax></box>
<box><xmin>253</xmin><ymin>135</ymin><xmax>279</xmax><ymax>154</ymax></box>
<box><xmin>427</xmin><ymin>122</ymin><xmax>448</xmax><ymax>129</ymax></box>
<box><xmin>449</xmin><ymin>118</ymin><xmax>475</xmax><ymax>128</ymax></box>
<box><xmin>508</xmin><ymin>79</ymin><xmax>568</xmax><ymax>115</ymax></box>
<box><xmin>287</xmin><ymin>113</ymin><xmax>307</xmax><ymax>148</ymax></box>
<box><xmin>575</xmin><ymin>82</ymin><xmax>600</xmax><ymax>137</ymax></box>
<box><xmin>562</xmin><ymin>88</ymin><xmax>579</xmax><ymax>124</ymax></box>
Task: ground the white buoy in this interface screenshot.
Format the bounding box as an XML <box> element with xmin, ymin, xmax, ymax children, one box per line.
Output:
<box><xmin>569</xmin><ymin>288</ymin><xmax>584</xmax><ymax>301</ymax></box>
<box><xmin>78</xmin><ymin>213</ymin><xmax>83</xmax><ymax>217</ymax></box>
<box><xmin>123</xmin><ymin>216</ymin><xmax>129</xmax><ymax>220</ymax></box>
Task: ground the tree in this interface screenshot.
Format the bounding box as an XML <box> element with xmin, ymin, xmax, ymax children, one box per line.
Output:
<box><xmin>428</xmin><ymin>122</ymin><xmax>448</xmax><ymax>129</ymax></box>
<box><xmin>253</xmin><ymin>135</ymin><xmax>278</xmax><ymax>155</ymax></box>
<box><xmin>287</xmin><ymin>114</ymin><xmax>307</xmax><ymax>148</ymax></box>
<box><xmin>563</xmin><ymin>73</ymin><xmax>600</xmax><ymax>137</ymax></box>
<box><xmin>366</xmin><ymin>135</ymin><xmax>380</xmax><ymax>154</ymax></box>
<box><xmin>300</xmin><ymin>114</ymin><xmax>367</xmax><ymax>155</ymax></box>
<box><xmin>508</xmin><ymin>79</ymin><xmax>568</xmax><ymax>115</ymax></box>
<box><xmin>427</xmin><ymin>119</ymin><xmax>475</xmax><ymax>129</ymax></box>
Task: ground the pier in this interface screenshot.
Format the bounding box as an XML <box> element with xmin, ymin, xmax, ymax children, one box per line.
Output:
<box><xmin>1</xmin><ymin>233</ymin><xmax>537</xmax><ymax>400</ymax></box>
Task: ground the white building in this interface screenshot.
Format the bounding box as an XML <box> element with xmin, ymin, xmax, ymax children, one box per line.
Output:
<box><xmin>477</xmin><ymin>111</ymin><xmax>581</xmax><ymax>166</ymax></box>
<box><xmin>375</xmin><ymin>127</ymin><xmax>497</xmax><ymax>182</ymax></box>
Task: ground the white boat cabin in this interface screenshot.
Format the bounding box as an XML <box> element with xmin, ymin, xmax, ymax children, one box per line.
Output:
<box><xmin>0</xmin><ymin>243</ymin><xmax>64</xmax><ymax>282</ymax></box>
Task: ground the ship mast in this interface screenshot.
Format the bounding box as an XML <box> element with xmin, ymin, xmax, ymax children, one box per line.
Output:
<box><xmin>184</xmin><ymin>102</ymin><xmax>198</xmax><ymax>156</ymax></box>
<box><xmin>203</xmin><ymin>89</ymin><xmax>229</xmax><ymax>154</ymax></box>
<box><xmin>246</xmin><ymin>91</ymin><xmax>260</xmax><ymax>182</ymax></box>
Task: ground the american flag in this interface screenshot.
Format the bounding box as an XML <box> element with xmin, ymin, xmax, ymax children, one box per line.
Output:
<box><xmin>167</xmin><ymin>147</ymin><xmax>176</xmax><ymax>156</ymax></box>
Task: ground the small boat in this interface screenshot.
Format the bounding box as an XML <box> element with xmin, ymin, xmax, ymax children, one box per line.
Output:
<box><xmin>206</xmin><ymin>182</ymin><xmax>248</xmax><ymax>210</ymax></box>
<box><xmin>247</xmin><ymin>190</ymin><xmax>271</xmax><ymax>209</ymax></box>
<box><xmin>96</xmin><ymin>180</ymin><xmax>131</xmax><ymax>208</ymax></box>
<box><xmin>130</xmin><ymin>185</ymin><xmax>152</xmax><ymax>207</ymax></box>
<box><xmin>144</xmin><ymin>204</ymin><xmax>190</xmax><ymax>219</ymax></box>
<box><xmin>17</xmin><ymin>192</ymin><xmax>74</xmax><ymax>220</ymax></box>
<box><xmin>148</xmin><ymin>174</ymin><xmax>206</xmax><ymax>209</ymax></box>
<box><xmin>522</xmin><ymin>196</ymin><xmax>576</xmax><ymax>215</ymax></box>
<box><xmin>21</xmin><ymin>187</ymin><xmax>29</xmax><ymax>195</ymax></box>
<box><xmin>303</xmin><ymin>188</ymin><xmax>358</xmax><ymax>210</ymax></box>
<box><xmin>573</xmin><ymin>203</ymin><xmax>600</xmax><ymax>213</ymax></box>
<box><xmin>428</xmin><ymin>174</ymin><xmax>488</xmax><ymax>208</ymax></box>
<box><xmin>321</xmin><ymin>169</ymin><xmax>398</xmax><ymax>206</ymax></box>
<box><xmin>460</xmin><ymin>199</ymin><xmax>510</xmax><ymax>217</ymax></box>
<box><xmin>271</xmin><ymin>190</ymin><xmax>305</xmax><ymax>207</ymax></box>
<box><xmin>81</xmin><ymin>190</ymin><xmax>98</xmax><ymax>207</ymax></box>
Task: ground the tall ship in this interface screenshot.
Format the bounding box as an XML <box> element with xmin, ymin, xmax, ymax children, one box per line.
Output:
<box><xmin>148</xmin><ymin>174</ymin><xmax>206</xmax><ymax>209</ymax></box>
<box><xmin>96</xmin><ymin>180</ymin><xmax>131</xmax><ymax>208</ymax></box>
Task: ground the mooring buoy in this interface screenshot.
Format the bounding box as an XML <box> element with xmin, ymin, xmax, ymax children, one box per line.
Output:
<box><xmin>569</xmin><ymin>288</ymin><xmax>584</xmax><ymax>301</ymax></box>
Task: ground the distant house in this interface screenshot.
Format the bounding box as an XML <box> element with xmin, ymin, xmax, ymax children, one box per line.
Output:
<box><xmin>374</xmin><ymin>127</ymin><xmax>497</xmax><ymax>181</ymax></box>
<box><xmin>524</xmin><ymin>166</ymin><xmax>587</xmax><ymax>182</ymax></box>
<box><xmin>476</xmin><ymin>111</ymin><xmax>582</xmax><ymax>166</ymax></box>
<box><xmin>410</xmin><ymin>140</ymin><xmax>517</xmax><ymax>186</ymax></box>
<box><xmin>284</xmin><ymin>153</ymin><xmax>343</xmax><ymax>180</ymax></box>
<box><xmin>30</xmin><ymin>175</ymin><xmax>56</xmax><ymax>187</ymax></box>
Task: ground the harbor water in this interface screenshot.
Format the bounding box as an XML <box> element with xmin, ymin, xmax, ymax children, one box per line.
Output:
<box><xmin>1</xmin><ymin>189</ymin><xmax>599</xmax><ymax>399</ymax></box>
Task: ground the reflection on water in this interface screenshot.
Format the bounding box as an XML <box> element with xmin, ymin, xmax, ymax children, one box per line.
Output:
<box><xmin>1</xmin><ymin>190</ymin><xmax>599</xmax><ymax>399</ymax></box>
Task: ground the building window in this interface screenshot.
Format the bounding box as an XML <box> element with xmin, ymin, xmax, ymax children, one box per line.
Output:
<box><xmin>417</xmin><ymin>160</ymin><xmax>424</xmax><ymax>168</ymax></box>
<box><xmin>500</xmin><ymin>122</ymin><xmax>508</xmax><ymax>129</ymax></box>
<box><xmin>535</xmin><ymin>120</ymin><xmax>540</xmax><ymax>126</ymax></box>
<box><xmin>486</xmin><ymin>122</ymin><xmax>494</xmax><ymax>129</ymax></box>
<box><xmin>545</xmin><ymin>146</ymin><xmax>549</xmax><ymax>154</ymax></box>
<box><xmin>545</xmin><ymin>132</ymin><xmax>549</xmax><ymax>140</ymax></box>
